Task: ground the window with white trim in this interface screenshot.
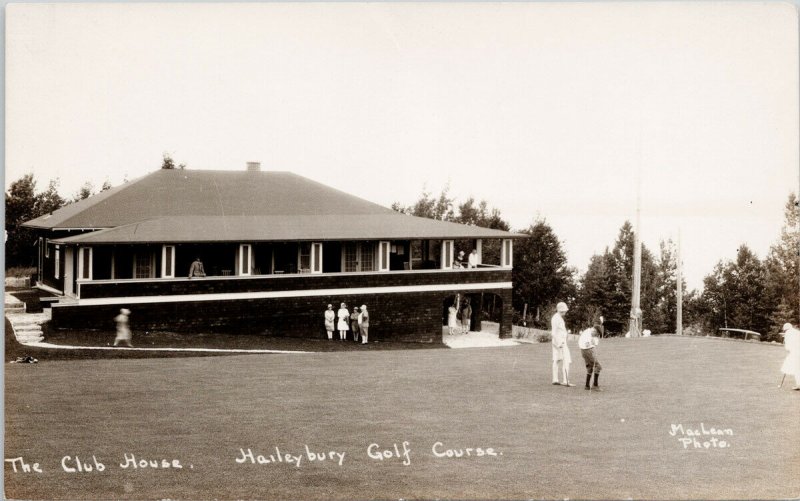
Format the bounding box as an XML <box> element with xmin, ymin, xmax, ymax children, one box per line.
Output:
<box><xmin>298</xmin><ymin>243</ymin><xmax>311</xmax><ymax>273</ymax></box>
<box><xmin>343</xmin><ymin>243</ymin><xmax>358</xmax><ymax>272</ymax></box>
<box><xmin>342</xmin><ymin>242</ymin><xmax>375</xmax><ymax>272</ymax></box>
<box><xmin>311</xmin><ymin>243</ymin><xmax>323</xmax><ymax>274</ymax></box>
<box><xmin>360</xmin><ymin>242</ymin><xmax>375</xmax><ymax>272</ymax></box>
<box><xmin>239</xmin><ymin>244</ymin><xmax>252</xmax><ymax>276</ymax></box>
<box><xmin>162</xmin><ymin>245</ymin><xmax>176</xmax><ymax>278</ymax></box>
<box><xmin>441</xmin><ymin>240</ymin><xmax>454</xmax><ymax>269</ymax></box>
<box><xmin>501</xmin><ymin>239</ymin><xmax>513</xmax><ymax>268</ymax></box>
<box><xmin>134</xmin><ymin>252</ymin><xmax>155</xmax><ymax>279</ymax></box>
<box><xmin>44</xmin><ymin>238</ymin><xmax>50</xmax><ymax>258</ymax></box>
<box><xmin>78</xmin><ymin>247</ymin><xmax>93</xmax><ymax>280</ymax></box>
<box><xmin>379</xmin><ymin>241</ymin><xmax>390</xmax><ymax>272</ymax></box>
<box><xmin>55</xmin><ymin>246</ymin><xmax>60</xmax><ymax>279</ymax></box>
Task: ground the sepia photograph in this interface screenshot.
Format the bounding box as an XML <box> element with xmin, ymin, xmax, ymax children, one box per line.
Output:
<box><xmin>4</xmin><ymin>2</ymin><xmax>799</xmax><ymax>499</ymax></box>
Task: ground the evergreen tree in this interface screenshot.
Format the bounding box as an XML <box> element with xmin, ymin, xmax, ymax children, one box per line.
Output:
<box><xmin>512</xmin><ymin>219</ymin><xmax>576</xmax><ymax>326</ymax></box>
<box><xmin>765</xmin><ymin>193</ymin><xmax>799</xmax><ymax>327</ymax></box>
<box><xmin>572</xmin><ymin>251</ymin><xmax>616</xmax><ymax>330</ymax></box>
<box><xmin>651</xmin><ymin>239</ymin><xmax>679</xmax><ymax>334</ymax></box>
<box><xmin>572</xmin><ymin>221</ymin><xmax>659</xmax><ymax>336</ymax></box>
<box><xmin>5</xmin><ymin>174</ymin><xmax>38</xmax><ymax>268</ymax></box>
<box><xmin>727</xmin><ymin>245</ymin><xmax>770</xmax><ymax>333</ymax></box>
<box><xmin>700</xmin><ymin>246</ymin><xmax>771</xmax><ymax>338</ymax></box>
<box><xmin>161</xmin><ymin>153</ymin><xmax>176</xmax><ymax>170</ymax></box>
<box><xmin>72</xmin><ymin>182</ymin><xmax>94</xmax><ymax>202</ymax></box>
<box><xmin>392</xmin><ymin>186</ymin><xmax>510</xmax><ymax>263</ymax></box>
<box><xmin>34</xmin><ymin>179</ymin><xmax>66</xmax><ymax>215</ymax></box>
<box><xmin>769</xmin><ymin>298</ymin><xmax>795</xmax><ymax>342</ymax></box>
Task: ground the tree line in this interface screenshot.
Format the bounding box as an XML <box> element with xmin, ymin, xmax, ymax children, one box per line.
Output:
<box><xmin>5</xmin><ymin>168</ymin><xmax>798</xmax><ymax>341</ymax></box>
<box><xmin>394</xmin><ymin>187</ymin><xmax>799</xmax><ymax>341</ymax></box>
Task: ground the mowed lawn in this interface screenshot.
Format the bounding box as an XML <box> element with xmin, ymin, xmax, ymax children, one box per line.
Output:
<box><xmin>5</xmin><ymin>336</ymin><xmax>799</xmax><ymax>500</ymax></box>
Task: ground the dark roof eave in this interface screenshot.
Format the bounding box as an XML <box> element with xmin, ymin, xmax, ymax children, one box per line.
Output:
<box><xmin>50</xmin><ymin>234</ymin><xmax>527</xmax><ymax>245</ymax></box>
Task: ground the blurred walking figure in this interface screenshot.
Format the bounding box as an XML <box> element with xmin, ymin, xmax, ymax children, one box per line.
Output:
<box><xmin>324</xmin><ymin>304</ymin><xmax>335</xmax><ymax>340</ymax></box>
<box><xmin>113</xmin><ymin>308</ymin><xmax>133</xmax><ymax>347</ymax></box>
<box><xmin>579</xmin><ymin>324</ymin><xmax>603</xmax><ymax>391</ymax></box>
<box><xmin>551</xmin><ymin>302</ymin><xmax>573</xmax><ymax>386</ymax></box>
<box><xmin>359</xmin><ymin>305</ymin><xmax>370</xmax><ymax>344</ymax></box>
<box><xmin>780</xmin><ymin>323</ymin><xmax>800</xmax><ymax>390</ymax></box>
<box><xmin>350</xmin><ymin>307</ymin><xmax>361</xmax><ymax>342</ymax></box>
<box><xmin>337</xmin><ymin>303</ymin><xmax>350</xmax><ymax>341</ymax></box>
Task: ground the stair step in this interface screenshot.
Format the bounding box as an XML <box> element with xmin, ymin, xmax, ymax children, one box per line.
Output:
<box><xmin>17</xmin><ymin>332</ymin><xmax>43</xmax><ymax>338</ymax></box>
<box><xmin>17</xmin><ymin>336</ymin><xmax>44</xmax><ymax>343</ymax></box>
<box><xmin>14</xmin><ymin>323</ymin><xmax>42</xmax><ymax>329</ymax></box>
<box><xmin>16</xmin><ymin>328</ymin><xmax>43</xmax><ymax>334</ymax></box>
<box><xmin>15</xmin><ymin>331</ymin><xmax>43</xmax><ymax>338</ymax></box>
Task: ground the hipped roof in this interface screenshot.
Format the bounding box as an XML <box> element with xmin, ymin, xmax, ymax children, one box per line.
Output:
<box><xmin>25</xmin><ymin>169</ymin><xmax>522</xmax><ymax>244</ymax></box>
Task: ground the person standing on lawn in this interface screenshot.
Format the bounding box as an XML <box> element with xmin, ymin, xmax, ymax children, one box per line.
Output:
<box><xmin>350</xmin><ymin>307</ymin><xmax>361</xmax><ymax>343</ymax></box>
<box><xmin>780</xmin><ymin>322</ymin><xmax>800</xmax><ymax>390</ymax></box>
<box><xmin>324</xmin><ymin>304</ymin><xmax>335</xmax><ymax>340</ymax></box>
<box><xmin>113</xmin><ymin>308</ymin><xmax>133</xmax><ymax>347</ymax></box>
<box><xmin>551</xmin><ymin>302</ymin><xmax>573</xmax><ymax>386</ymax></box>
<box><xmin>337</xmin><ymin>303</ymin><xmax>350</xmax><ymax>341</ymax></box>
<box><xmin>579</xmin><ymin>324</ymin><xmax>603</xmax><ymax>391</ymax></box>
<box><xmin>359</xmin><ymin>304</ymin><xmax>370</xmax><ymax>344</ymax></box>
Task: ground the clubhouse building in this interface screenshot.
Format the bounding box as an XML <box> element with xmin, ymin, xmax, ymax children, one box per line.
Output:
<box><xmin>22</xmin><ymin>164</ymin><xmax>523</xmax><ymax>342</ymax></box>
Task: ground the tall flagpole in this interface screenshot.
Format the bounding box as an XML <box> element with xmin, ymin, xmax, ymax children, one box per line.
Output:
<box><xmin>629</xmin><ymin>109</ymin><xmax>643</xmax><ymax>338</ymax></box>
<box><xmin>629</xmin><ymin>187</ymin><xmax>642</xmax><ymax>337</ymax></box>
<box><xmin>676</xmin><ymin>229</ymin><xmax>683</xmax><ymax>336</ymax></box>
<box><xmin>629</xmin><ymin>155</ymin><xmax>643</xmax><ymax>338</ymax></box>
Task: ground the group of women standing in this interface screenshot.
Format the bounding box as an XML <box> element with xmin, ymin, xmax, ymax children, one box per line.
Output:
<box><xmin>325</xmin><ymin>302</ymin><xmax>369</xmax><ymax>344</ymax></box>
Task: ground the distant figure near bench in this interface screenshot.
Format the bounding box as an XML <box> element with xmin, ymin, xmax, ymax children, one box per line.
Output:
<box><xmin>188</xmin><ymin>257</ymin><xmax>206</xmax><ymax>278</ymax></box>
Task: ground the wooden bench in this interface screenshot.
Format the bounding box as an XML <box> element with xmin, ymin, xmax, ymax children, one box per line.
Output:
<box><xmin>717</xmin><ymin>328</ymin><xmax>762</xmax><ymax>341</ymax></box>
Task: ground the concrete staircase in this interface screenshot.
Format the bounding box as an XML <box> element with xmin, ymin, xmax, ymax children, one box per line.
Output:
<box><xmin>5</xmin><ymin>292</ymin><xmax>48</xmax><ymax>344</ymax></box>
<box><xmin>10</xmin><ymin>318</ymin><xmax>45</xmax><ymax>343</ymax></box>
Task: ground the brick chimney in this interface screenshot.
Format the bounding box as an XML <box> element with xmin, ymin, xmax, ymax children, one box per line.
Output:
<box><xmin>246</xmin><ymin>162</ymin><xmax>261</xmax><ymax>172</ymax></box>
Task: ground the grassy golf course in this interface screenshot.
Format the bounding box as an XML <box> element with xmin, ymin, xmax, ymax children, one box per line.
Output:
<box><xmin>5</xmin><ymin>335</ymin><xmax>799</xmax><ymax>499</ymax></box>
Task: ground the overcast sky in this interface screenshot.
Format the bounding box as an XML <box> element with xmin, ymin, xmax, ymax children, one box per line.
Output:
<box><xmin>5</xmin><ymin>2</ymin><xmax>798</xmax><ymax>290</ymax></box>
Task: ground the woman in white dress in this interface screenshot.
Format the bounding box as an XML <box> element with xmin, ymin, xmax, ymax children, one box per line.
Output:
<box><xmin>447</xmin><ymin>303</ymin><xmax>458</xmax><ymax>335</ymax></box>
<box><xmin>337</xmin><ymin>303</ymin><xmax>350</xmax><ymax>341</ymax></box>
<box><xmin>781</xmin><ymin>323</ymin><xmax>800</xmax><ymax>390</ymax></box>
<box><xmin>324</xmin><ymin>304</ymin><xmax>335</xmax><ymax>340</ymax></box>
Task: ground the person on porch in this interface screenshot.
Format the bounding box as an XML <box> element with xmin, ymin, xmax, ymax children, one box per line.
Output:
<box><xmin>468</xmin><ymin>248</ymin><xmax>479</xmax><ymax>268</ymax></box>
<box><xmin>188</xmin><ymin>257</ymin><xmax>206</xmax><ymax>278</ymax></box>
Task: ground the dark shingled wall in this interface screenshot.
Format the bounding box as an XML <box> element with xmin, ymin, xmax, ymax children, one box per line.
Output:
<box><xmin>53</xmin><ymin>272</ymin><xmax>513</xmax><ymax>343</ymax></box>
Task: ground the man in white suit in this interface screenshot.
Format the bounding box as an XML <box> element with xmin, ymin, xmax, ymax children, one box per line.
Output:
<box><xmin>551</xmin><ymin>302</ymin><xmax>573</xmax><ymax>386</ymax></box>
